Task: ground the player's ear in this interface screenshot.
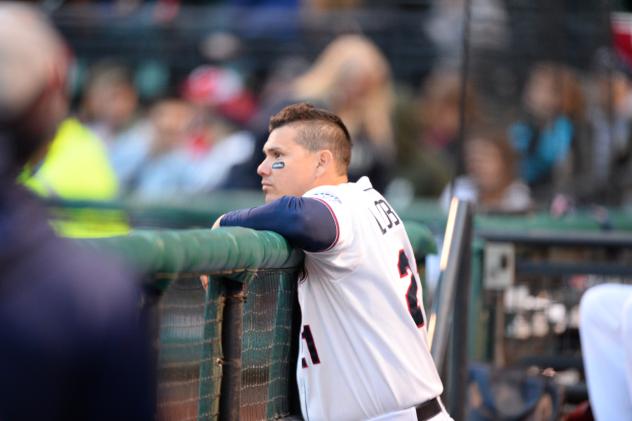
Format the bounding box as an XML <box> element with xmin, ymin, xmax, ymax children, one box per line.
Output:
<box><xmin>316</xmin><ymin>149</ymin><xmax>334</xmax><ymax>176</ymax></box>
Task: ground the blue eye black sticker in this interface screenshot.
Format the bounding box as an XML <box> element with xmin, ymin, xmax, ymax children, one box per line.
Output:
<box><xmin>272</xmin><ymin>162</ymin><xmax>285</xmax><ymax>169</ymax></box>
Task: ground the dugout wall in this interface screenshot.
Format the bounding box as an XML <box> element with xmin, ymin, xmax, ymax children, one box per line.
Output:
<box><xmin>80</xmin><ymin>222</ymin><xmax>437</xmax><ymax>420</ymax></box>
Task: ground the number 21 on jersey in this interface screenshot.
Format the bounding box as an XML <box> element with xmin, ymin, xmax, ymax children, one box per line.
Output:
<box><xmin>397</xmin><ymin>249</ymin><xmax>425</xmax><ymax>327</ymax></box>
<box><xmin>301</xmin><ymin>325</ymin><xmax>321</xmax><ymax>368</ymax></box>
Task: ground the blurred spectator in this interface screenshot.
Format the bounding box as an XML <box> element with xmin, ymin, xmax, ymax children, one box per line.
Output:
<box><xmin>123</xmin><ymin>65</ymin><xmax>258</xmax><ymax>200</ymax></box>
<box><xmin>439</xmin><ymin>127</ymin><xmax>531</xmax><ymax>213</ymax></box>
<box><xmin>293</xmin><ymin>34</ymin><xmax>396</xmax><ymax>190</ymax></box>
<box><xmin>179</xmin><ymin>65</ymin><xmax>256</xmax><ymax>194</ymax></box>
<box><xmin>0</xmin><ymin>4</ymin><xmax>154</xmax><ymax>420</ymax></box>
<box><xmin>21</xmin><ymin>118</ymin><xmax>120</xmax><ymax>202</ymax></box>
<box><xmin>584</xmin><ymin>50</ymin><xmax>632</xmax><ymax>206</ymax></box>
<box><xmin>127</xmin><ymin>98</ymin><xmax>196</xmax><ymax>199</ymax></box>
<box><xmin>17</xmin><ymin>59</ymin><xmax>127</xmax><ymax>236</ymax></box>
<box><xmin>225</xmin><ymin>34</ymin><xmax>396</xmax><ymax>192</ymax></box>
<box><xmin>394</xmin><ymin>68</ymin><xmax>479</xmax><ymax>197</ymax></box>
<box><xmin>81</xmin><ymin>60</ymin><xmax>140</xmax><ymax>147</ymax></box>
<box><xmin>18</xmin><ymin>113</ymin><xmax>127</xmax><ymax>237</ymax></box>
<box><xmin>509</xmin><ymin>62</ymin><xmax>587</xmax><ymax>204</ymax></box>
<box><xmin>79</xmin><ymin>60</ymin><xmax>152</xmax><ymax>187</ymax></box>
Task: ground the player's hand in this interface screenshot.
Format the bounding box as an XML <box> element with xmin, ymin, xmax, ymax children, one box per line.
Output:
<box><xmin>211</xmin><ymin>214</ymin><xmax>224</xmax><ymax>229</ymax></box>
<box><xmin>204</xmin><ymin>216</ymin><xmax>224</xmax><ymax>290</ymax></box>
<box><xmin>200</xmin><ymin>275</ymin><xmax>209</xmax><ymax>291</ymax></box>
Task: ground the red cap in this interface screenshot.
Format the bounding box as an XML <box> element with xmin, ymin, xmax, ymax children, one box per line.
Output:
<box><xmin>182</xmin><ymin>65</ymin><xmax>256</xmax><ymax>125</ymax></box>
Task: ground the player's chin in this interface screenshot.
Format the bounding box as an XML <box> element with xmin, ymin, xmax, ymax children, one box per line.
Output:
<box><xmin>264</xmin><ymin>194</ymin><xmax>280</xmax><ymax>203</ymax></box>
<box><xmin>262</xmin><ymin>189</ymin><xmax>278</xmax><ymax>203</ymax></box>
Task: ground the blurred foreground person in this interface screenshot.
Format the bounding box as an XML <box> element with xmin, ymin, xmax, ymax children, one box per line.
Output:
<box><xmin>0</xmin><ymin>4</ymin><xmax>154</xmax><ymax>420</ymax></box>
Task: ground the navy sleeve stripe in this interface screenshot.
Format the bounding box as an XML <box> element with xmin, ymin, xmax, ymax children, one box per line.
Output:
<box><xmin>311</xmin><ymin>197</ymin><xmax>339</xmax><ymax>251</ymax></box>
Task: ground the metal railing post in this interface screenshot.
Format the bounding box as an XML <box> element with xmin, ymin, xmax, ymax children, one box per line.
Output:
<box><xmin>429</xmin><ymin>198</ymin><xmax>473</xmax><ymax>421</ymax></box>
<box><xmin>218</xmin><ymin>279</ymin><xmax>246</xmax><ymax>421</ymax></box>
<box><xmin>448</xmin><ymin>204</ymin><xmax>472</xmax><ymax>421</ymax></box>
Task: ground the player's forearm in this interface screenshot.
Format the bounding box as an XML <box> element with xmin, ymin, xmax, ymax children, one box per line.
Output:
<box><xmin>220</xmin><ymin>196</ymin><xmax>337</xmax><ymax>252</ymax></box>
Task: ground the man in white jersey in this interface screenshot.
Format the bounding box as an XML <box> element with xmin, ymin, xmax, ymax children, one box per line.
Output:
<box><xmin>216</xmin><ymin>103</ymin><xmax>451</xmax><ymax>421</ymax></box>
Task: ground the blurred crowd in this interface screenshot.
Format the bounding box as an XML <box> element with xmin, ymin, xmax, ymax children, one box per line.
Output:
<box><xmin>18</xmin><ymin>0</ymin><xmax>632</xmax><ymax>217</ymax></box>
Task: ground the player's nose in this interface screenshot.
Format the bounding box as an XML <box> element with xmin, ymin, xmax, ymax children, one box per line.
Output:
<box><xmin>257</xmin><ymin>159</ymin><xmax>270</xmax><ymax>177</ymax></box>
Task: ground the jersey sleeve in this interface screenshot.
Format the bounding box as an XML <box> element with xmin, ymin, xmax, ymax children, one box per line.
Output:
<box><xmin>303</xmin><ymin>186</ymin><xmax>353</xmax><ymax>254</ymax></box>
<box><xmin>219</xmin><ymin>195</ymin><xmax>339</xmax><ymax>252</ymax></box>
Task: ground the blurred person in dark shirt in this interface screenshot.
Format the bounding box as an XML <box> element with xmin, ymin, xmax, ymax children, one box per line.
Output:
<box><xmin>0</xmin><ymin>4</ymin><xmax>155</xmax><ymax>420</ymax></box>
<box><xmin>508</xmin><ymin>62</ymin><xmax>587</xmax><ymax>205</ymax></box>
<box><xmin>394</xmin><ymin>68</ymin><xmax>480</xmax><ymax>198</ymax></box>
<box><xmin>584</xmin><ymin>50</ymin><xmax>632</xmax><ymax>206</ymax></box>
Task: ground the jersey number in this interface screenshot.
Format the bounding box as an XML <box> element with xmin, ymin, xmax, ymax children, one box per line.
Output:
<box><xmin>398</xmin><ymin>249</ymin><xmax>425</xmax><ymax>327</ymax></box>
<box><xmin>301</xmin><ymin>325</ymin><xmax>321</xmax><ymax>368</ymax></box>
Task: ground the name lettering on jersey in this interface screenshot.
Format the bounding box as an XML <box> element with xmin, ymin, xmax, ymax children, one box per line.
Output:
<box><xmin>370</xmin><ymin>199</ymin><xmax>400</xmax><ymax>234</ymax></box>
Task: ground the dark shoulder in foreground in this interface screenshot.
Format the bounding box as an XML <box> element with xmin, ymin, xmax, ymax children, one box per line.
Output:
<box><xmin>0</xmin><ymin>190</ymin><xmax>154</xmax><ymax>421</ymax></box>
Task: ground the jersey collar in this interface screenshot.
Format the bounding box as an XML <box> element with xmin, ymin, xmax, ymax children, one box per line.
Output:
<box><xmin>356</xmin><ymin>176</ymin><xmax>373</xmax><ymax>190</ymax></box>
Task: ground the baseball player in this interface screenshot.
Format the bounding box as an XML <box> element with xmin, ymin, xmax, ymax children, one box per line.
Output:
<box><xmin>215</xmin><ymin>103</ymin><xmax>452</xmax><ymax>420</ymax></box>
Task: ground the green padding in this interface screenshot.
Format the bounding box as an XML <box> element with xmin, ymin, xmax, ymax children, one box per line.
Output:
<box><xmin>79</xmin><ymin>227</ymin><xmax>303</xmax><ymax>279</ymax></box>
<box><xmin>404</xmin><ymin>220</ymin><xmax>438</xmax><ymax>256</ymax></box>
<box><xmin>80</xmin><ymin>222</ymin><xmax>435</xmax><ymax>276</ymax></box>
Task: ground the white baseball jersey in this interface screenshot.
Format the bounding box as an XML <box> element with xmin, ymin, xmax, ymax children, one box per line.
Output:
<box><xmin>297</xmin><ymin>176</ymin><xmax>444</xmax><ymax>420</ymax></box>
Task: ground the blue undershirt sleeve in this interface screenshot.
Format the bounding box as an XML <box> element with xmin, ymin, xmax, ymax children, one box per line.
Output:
<box><xmin>219</xmin><ymin>196</ymin><xmax>338</xmax><ymax>252</ymax></box>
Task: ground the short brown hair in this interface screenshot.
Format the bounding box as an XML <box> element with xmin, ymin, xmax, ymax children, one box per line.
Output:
<box><xmin>269</xmin><ymin>103</ymin><xmax>352</xmax><ymax>173</ymax></box>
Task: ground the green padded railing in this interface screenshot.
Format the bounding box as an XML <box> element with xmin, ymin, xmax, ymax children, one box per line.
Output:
<box><xmin>79</xmin><ymin>221</ymin><xmax>436</xmax><ymax>421</ymax></box>
<box><xmin>81</xmin><ymin>227</ymin><xmax>303</xmax><ymax>283</ymax></box>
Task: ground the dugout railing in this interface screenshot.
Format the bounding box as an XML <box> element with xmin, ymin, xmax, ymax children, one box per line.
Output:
<box><xmin>473</xmin><ymin>228</ymin><xmax>632</xmax><ymax>406</ymax></box>
<box><xmin>79</xmin><ymin>221</ymin><xmax>438</xmax><ymax>420</ymax></box>
<box><xmin>83</xmin><ymin>227</ymin><xmax>303</xmax><ymax>420</ymax></box>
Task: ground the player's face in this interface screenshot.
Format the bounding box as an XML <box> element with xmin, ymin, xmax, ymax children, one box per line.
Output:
<box><xmin>257</xmin><ymin>125</ymin><xmax>320</xmax><ymax>202</ymax></box>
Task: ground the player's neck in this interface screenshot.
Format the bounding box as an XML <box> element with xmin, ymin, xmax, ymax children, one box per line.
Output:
<box><xmin>314</xmin><ymin>173</ymin><xmax>348</xmax><ymax>188</ymax></box>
